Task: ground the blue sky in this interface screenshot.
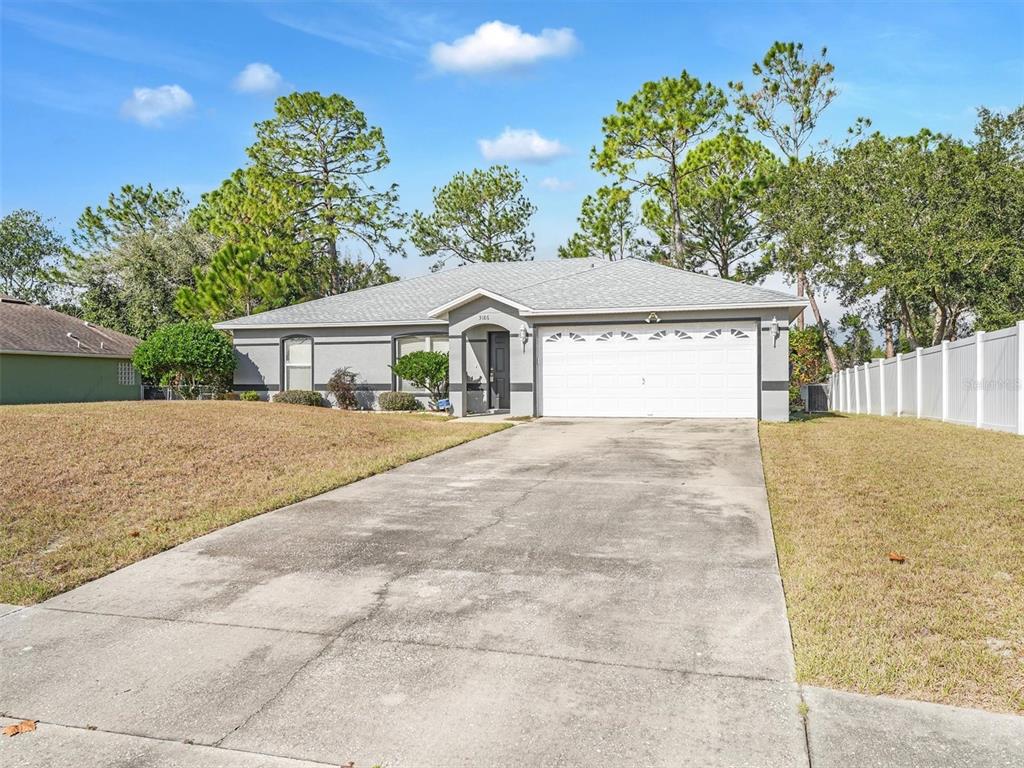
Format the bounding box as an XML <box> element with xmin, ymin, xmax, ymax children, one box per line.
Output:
<box><xmin>3</xmin><ymin>0</ymin><xmax>1022</xmax><ymax>300</ymax></box>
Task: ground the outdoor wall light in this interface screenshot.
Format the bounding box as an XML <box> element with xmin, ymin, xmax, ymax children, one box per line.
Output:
<box><xmin>646</xmin><ymin>312</ymin><xmax>660</xmax><ymax>324</ymax></box>
<box><xmin>520</xmin><ymin>322</ymin><xmax>530</xmax><ymax>349</ymax></box>
<box><xmin>770</xmin><ymin>318</ymin><xmax>781</xmax><ymax>346</ymax></box>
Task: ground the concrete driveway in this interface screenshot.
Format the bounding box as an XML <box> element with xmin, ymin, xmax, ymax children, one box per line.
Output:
<box><xmin>2</xmin><ymin>419</ymin><xmax>1020</xmax><ymax>767</ymax></box>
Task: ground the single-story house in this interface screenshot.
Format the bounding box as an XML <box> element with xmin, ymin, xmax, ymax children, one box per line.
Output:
<box><xmin>215</xmin><ymin>258</ymin><xmax>807</xmax><ymax>421</ymax></box>
<box><xmin>0</xmin><ymin>295</ymin><xmax>141</xmax><ymax>405</ymax></box>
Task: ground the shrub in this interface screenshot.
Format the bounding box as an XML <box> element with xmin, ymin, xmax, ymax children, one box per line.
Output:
<box><xmin>273</xmin><ymin>390</ymin><xmax>325</xmax><ymax>407</ymax></box>
<box><xmin>132</xmin><ymin>322</ymin><xmax>235</xmax><ymax>399</ymax></box>
<box><xmin>789</xmin><ymin>385</ymin><xmax>806</xmax><ymax>412</ymax></box>
<box><xmin>327</xmin><ymin>367</ymin><xmax>359</xmax><ymax>409</ymax></box>
<box><xmin>390</xmin><ymin>350</ymin><xmax>448</xmax><ymax>408</ymax></box>
<box><xmin>240</xmin><ymin>390</ymin><xmax>261</xmax><ymax>402</ymax></box>
<box><xmin>790</xmin><ymin>326</ymin><xmax>832</xmax><ymax>384</ymax></box>
<box><xmin>378</xmin><ymin>391</ymin><xmax>422</xmax><ymax>411</ymax></box>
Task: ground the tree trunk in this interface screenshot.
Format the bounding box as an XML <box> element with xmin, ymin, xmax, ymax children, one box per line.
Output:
<box><xmin>804</xmin><ymin>283</ymin><xmax>840</xmax><ymax>372</ymax></box>
<box><xmin>930</xmin><ymin>299</ymin><xmax>948</xmax><ymax>346</ymax></box>
<box><xmin>898</xmin><ymin>298</ymin><xmax>922</xmax><ymax>349</ymax></box>
<box><xmin>795</xmin><ymin>271</ymin><xmax>807</xmax><ymax>330</ymax></box>
<box><xmin>883</xmin><ymin>323</ymin><xmax>895</xmax><ymax>358</ymax></box>
<box><xmin>668</xmin><ymin>149</ymin><xmax>684</xmax><ymax>266</ymax></box>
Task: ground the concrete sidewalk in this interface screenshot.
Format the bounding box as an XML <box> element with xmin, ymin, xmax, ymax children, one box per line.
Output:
<box><xmin>1</xmin><ymin>418</ymin><xmax>1021</xmax><ymax>766</ymax></box>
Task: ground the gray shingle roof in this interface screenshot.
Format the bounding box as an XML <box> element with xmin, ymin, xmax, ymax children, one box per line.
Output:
<box><xmin>0</xmin><ymin>296</ymin><xmax>139</xmax><ymax>357</ymax></box>
<box><xmin>216</xmin><ymin>258</ymin><xmax>804</xmax><ymax>328</ymax></box>
<box><xmin>216</xmin><ymin>259</ymin><xmax>605</xmax><ymax>327</ymax></box>
<box><xmin>507</xmin><ymin>258</ymin><xmax>802</xmax><ymax>311</ymax></box>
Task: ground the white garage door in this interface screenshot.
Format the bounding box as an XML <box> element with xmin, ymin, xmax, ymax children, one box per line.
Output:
<box><xmin>539</xmin><ymin>322</ymin><xmax>758</xmax><ymax>418</ymax></box>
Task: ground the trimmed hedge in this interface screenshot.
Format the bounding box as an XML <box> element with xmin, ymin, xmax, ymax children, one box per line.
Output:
<box><xmin>240</xmin><ymin>390</ymin><xmax>261</xmax><ymax>402</ymax></box>
<box><xmin>378</xmin><ymin>391</ymin><xmax>422</xmax><ymax>411</ymax></box>
<box><xmin>273</xmin><ymin>390</ymin><xmax>326</xmax><ymax>407</ymax></box>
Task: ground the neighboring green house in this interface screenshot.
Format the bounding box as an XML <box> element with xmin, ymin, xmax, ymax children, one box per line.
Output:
<box><xmin>0</xmin><ymin>295</ymin><xmax>142</xmax><ymax>405</ymax></box>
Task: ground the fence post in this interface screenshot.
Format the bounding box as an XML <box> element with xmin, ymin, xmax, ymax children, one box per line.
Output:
<box><xmin>941</xmin><ymin>340</ymin><xmax>950</xmax><ymax>422</ymax></box>
<box><xmin>916</xmin><ymin>348</ymin><xmax>923</xmax><ymax>419</ymax></box>
<box><xmin>896</xmin><ymin>353</ymin><xmax>904</xmax><ymax>417</ymax></box>
<box><xmin>865</xmin><ymin>363</ymin><xmax>873</xmax><ymax>414</ymax></box>
<box><xmin>854</xmin><ymin>365</ymin><xmax>861</xmax><ymax>414</ymax></box>
<box><xmin>1017</xmin><ymin>321</ymin><xmax>1024</xmax><ymax>435</ymax></box>
<box><xmin>879</xmin><ymin>358</ymin><xmax>886</xmax><ymax>415</ymax></box>
<box><xmin>975</xmin><ymin>331</ymin><xmax>985</xmax><ymax>429</ymax></box>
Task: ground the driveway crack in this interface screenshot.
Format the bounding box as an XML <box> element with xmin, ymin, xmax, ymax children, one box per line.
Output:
<box><xmin>215</xmin><ymin>471</ymin><xmax>556</xmax><ymax>748</ymax></box>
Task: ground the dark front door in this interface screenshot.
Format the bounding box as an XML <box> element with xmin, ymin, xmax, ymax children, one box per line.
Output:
<box><xmin>488</xmin><ymin>331</ymin><xmax>510</xmax><ymax>410</ymax></box>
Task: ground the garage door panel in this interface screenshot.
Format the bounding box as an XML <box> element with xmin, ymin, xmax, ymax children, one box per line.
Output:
<box><xmin>540</xmin><ymin>322</ymin><xmax>758</xmax><ymax>418</ymax></box>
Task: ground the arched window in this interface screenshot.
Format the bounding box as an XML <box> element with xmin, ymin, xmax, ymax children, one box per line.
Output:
<box><xmin>283</xmin><ymin>336</ymin><xmax>313</xmax><ymax>391</ymax></box>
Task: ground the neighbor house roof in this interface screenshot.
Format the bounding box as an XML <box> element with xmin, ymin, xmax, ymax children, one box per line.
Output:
<box><xmin>215</xmin><ymin>258</ymin><xmax>806</xmax><ymax>330</ymax></box>
<box><xmin>0</xmin><ymin>296</ymin><xmax>139</xmax><ymax>358</ymax></box>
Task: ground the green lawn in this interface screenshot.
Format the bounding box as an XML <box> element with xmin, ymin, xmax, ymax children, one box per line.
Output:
<box><xmin>0</xmin><ymin>401</ymin><xmax>507</xmax><ymax>605</ymax></box>
<box><xmin>760</xmin><ymin>414</ymin><xmax>1024</xmax><ymax>715</ymax></box>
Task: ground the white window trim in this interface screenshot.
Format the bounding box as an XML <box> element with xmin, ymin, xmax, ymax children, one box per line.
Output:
<box><xmin>283</xmin><ymin>336</ymin><xmax>313</xmax><ymax>391</ymax></box>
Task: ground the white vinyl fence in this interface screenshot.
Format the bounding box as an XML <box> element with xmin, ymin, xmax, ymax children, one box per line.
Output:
<box><xmin>829</xmin><ymin>320</ymin><xmax>1024</xmax><ymax>435</ymax></box>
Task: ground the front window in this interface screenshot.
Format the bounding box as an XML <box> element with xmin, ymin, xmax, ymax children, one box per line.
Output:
<box><xmin>283</xmin><ymin>336</ymin><xmax>313</xmax><ymax>390</ymax></box>
<box><xmin>396</xmin><ymin>334</ymin><xmax>449</xmax><ymax>391</ymax></box>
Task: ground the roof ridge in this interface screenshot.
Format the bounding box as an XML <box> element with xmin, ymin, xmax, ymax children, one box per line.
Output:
<box><xmin>624</xmin><ymin>257</ymin><xmax>797</xmax><ymax>300</ymax></box>
<box><xmin>507</xmin><ymin>257</ymin><xmax>621</xmax><ymax>297</ymax></box>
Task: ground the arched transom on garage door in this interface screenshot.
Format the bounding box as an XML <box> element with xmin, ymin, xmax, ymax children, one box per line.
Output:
<box><xmin>539</xmin><ymin>322</ymin><xmax>758</xmax><ymax>418</ymax></box>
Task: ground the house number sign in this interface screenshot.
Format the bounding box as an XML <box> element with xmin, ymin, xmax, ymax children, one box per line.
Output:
<box><xmin>478</xmin><ymin>314</ymin><xmax>492</xmax><ymax>321</ymax></box>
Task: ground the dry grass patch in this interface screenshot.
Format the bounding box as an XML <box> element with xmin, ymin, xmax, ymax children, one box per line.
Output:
<box><xmin>1</xmin><ymin>401</ymin><xmax>507</xmax><ymax>604</ymax></box>
<box><xmin>760</xmin><ymin>414</ymin><xmax>1024</xmax><ymax>714</ymax></box>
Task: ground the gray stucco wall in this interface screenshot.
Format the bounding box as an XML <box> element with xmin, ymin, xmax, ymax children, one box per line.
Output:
<box><xmin>230</xmin><ymin>324</ymin><xmax>445</xmax><ymax>408</ymax></box>
<box><xmin>228</xmin><ymin>305</ymin><xmax>791</xmax><ymax>420</ymax></box>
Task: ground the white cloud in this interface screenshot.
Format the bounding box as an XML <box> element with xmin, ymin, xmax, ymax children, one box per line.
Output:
<box><xmin>120</xmin><ymin>84</ymin><xmax>194</xmax><ymax>126</ymax></box>
<box><xmin>539</xmin><ymin>176</ymin><xmax>573</xmax><ymax>192</ymax></box>
<box><xmin>478</xmin><ymin>128</ymin><xmax>569</xmax><ymax>163</ymax></box>
<box><xmin>430</xmin><ymin>20</ymin><xmax>578</xmax><ymax>74</ymax></box>
<box><xmin>233</xmin><ymin>62</ymin><xmax>285</xmax><ymax>93</ymax></box>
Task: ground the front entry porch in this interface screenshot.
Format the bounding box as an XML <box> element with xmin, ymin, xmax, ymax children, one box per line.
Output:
<box><xmin>443</xmin><ymin>297</ymin><xmax>537</xmax><ymax>418</ymax></box>
<box><xmin>454</xmin><ymin>325</ymin><xmax>512</xmax><ymax>416</ymax></box>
